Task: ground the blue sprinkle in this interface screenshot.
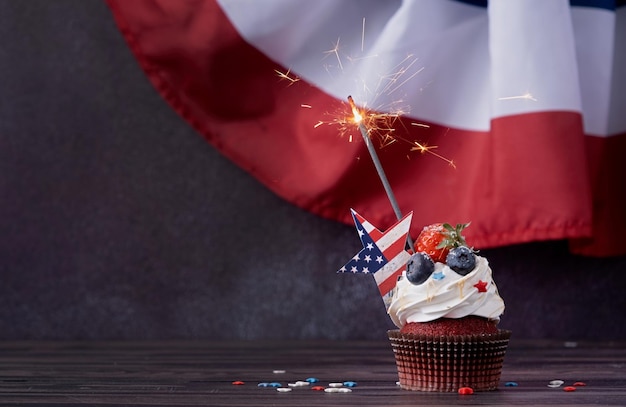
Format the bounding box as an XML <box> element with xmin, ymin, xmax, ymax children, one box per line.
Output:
<box><xmin>269</xmin><ymin>382</ymin><xmax>282</xmax><ymax>387</ymax></box>
<box><xmin>305</xmin><ymin>377</ymin><xmax>319</xmax><ymax>383</ymax></box>
<box><xmin>343</xmin><ymin>381</ymin><xmax>358</xmax><ymax>387</ymax></box>
<box><xmin>257</xmin><ymin>382</ymin><xmax>270</xmax><ymax>387</ymax></box>
<box><xmin>505</xmin><ymin>382</ymin><xmax>518</xmax><ymax>387</ymax></box>
<box><xmin>432</xmin><ymin>271</ymin><xmax>445</xmax><ymax>281</ymax></box>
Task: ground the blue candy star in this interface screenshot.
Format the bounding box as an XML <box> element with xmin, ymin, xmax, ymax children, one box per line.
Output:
<box><xmin>432</xmin><ymin>271</ymin><xmax>445</xmax><ymax>280</ymax></box>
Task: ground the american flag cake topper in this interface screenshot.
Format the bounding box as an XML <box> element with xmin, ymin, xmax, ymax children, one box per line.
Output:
<box><xmin>338</xmin><ymin>209</ymin><xmax>413</xmax><ymax>301</ymax></box>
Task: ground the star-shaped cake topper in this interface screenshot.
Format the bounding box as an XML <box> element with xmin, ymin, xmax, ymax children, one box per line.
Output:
<box><xmin>338</xmin><ymin>209</ymin><xmax>413</xmax><ymax>298</ymax></box>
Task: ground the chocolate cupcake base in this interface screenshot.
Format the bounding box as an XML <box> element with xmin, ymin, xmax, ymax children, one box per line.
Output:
<box><xmin>388</xmin><ymin>329</ymin><xmax>512</xmax><ymax>392</ymax></box>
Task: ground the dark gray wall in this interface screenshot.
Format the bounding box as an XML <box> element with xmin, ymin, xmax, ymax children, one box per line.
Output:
<box><xmin>1</xmin><ymin>0</ymin><xmax>625</xmax><ymax>341</ymax></box>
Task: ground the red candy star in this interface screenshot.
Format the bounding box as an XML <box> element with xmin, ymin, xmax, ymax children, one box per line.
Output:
<box><xmin>232</xmin><ymin>380</ymin><xmax>245</xmax><ymax>385</ymax></box>
<box><xmin>474</xmin><ymin>280</ymin><xmax>488</xmax><ymax>293</ymax></box>
<box><xmin>458</xmin><ymin>386</ymin><xmax>474</xmax><ymax>395</ymax></box>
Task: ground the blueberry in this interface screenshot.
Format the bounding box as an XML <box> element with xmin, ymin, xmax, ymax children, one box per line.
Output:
<box><xmin>405</xmin><ymin>252</ymin><xmax>435</xmax><ymax>285</ymax></box>
<box><xmin>446</xmin><ymin>246</ymin><xmax>476</xmax><ymax>275</ymax></box>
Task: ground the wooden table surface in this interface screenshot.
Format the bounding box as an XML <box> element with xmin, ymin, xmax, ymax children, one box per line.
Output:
<box><xmin>0</xmin><ymin>339</ymin><xmax>624</xmax><ymax>406</ymax></box>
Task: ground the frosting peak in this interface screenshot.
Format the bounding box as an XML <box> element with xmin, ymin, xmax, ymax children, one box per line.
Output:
<box><xmin>387</xmin><ymin>256</ymin><xmax>505</xmax><ymax>328</ymax></box>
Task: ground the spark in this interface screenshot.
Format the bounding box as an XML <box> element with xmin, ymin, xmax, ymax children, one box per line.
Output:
<box><xmin>337</xmin><ymin>96</ymin><xmax>455</xmax><ymax>167</ymax></box>
<box><xmin>274</xmin><ymin>69</ymin><xmax>300</xmax><ymax>86</ymax></box>
<box><xmin>323</xmin><ymin>38</ymin><xmax>344</xmax><ymax>71</ymax></box>
<box><xmin>361</xmin><ymin>18</ymin><xmax>366</xmax><ymax>52</ymax></box>
<box><xmin>346</xmin><ymin>53</ymin><xmax>379</xmax><ymax>63</ymax></box>
<box><xmin>498</xmin><ymin>92</ymin><xmax>537</xmax><ymax>101</ymax></box>
<box><xmin>379</xmin><ymin>55</ymin><xmax>424</xmax><ymax>96</ymax></box>
<box><xmin>410</xmin><ymin>142</ymin><xmax>456</xmax><ymax>168</ymax></box>
<box><xmin>296</xmin><ymin>16</ymin><xmax>454</xmax><ymax>170</ymax></box>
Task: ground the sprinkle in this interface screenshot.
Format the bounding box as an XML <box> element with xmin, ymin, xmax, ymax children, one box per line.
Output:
<box><xmin>505</xmin><ymin>382</ymin><xmax>518</xmax><ymax>387</ymax></box>
<box><xmin>296</xmin><ymin>380</ymin><xmax>310</xmax><ymax>386</ymax></box>
<box><xmin>328</xmin><ymin>382</ymin><xmax>344</xmax><ymax>388</ymax></box>
<box><xmin>273</xmin><ymin>370</ymin><xmax>286</xmax><ymax>374</ymax></box>
<box><xmin>573</xmin><ymin>382</ymin><xmax>586</xmax><ymax>386</ymax></box>
<box><xmin>257</xmin><ymin>382</ymin><xmax>269</xmax><ymax>387</ymax></box>
<box><xmin>305</xmin><ymin>377</ymin><xmax>319</xmax><ymax>383</ymax></box>
<box><xmin>311</xmin><ymin>386</ymin><xmax>325</xmax><ymax>391</ymax></box>
<box><xmin>288</xmin><ymin>381</ymin><xmax>310</xmax><ymax>387</ymax></box>
<box><xmin>231</xmin><ymin>381</ymin><xmax>245</xmax><ymax>385</ymax></box>
<box><xmin>563</xmin><ymin>386</ymin><xmax>577</xmax><ymax>392</ymax></box>
<box><xmin>548</xmin><ymin>380</ymin><xmax>564</xmax><ymax>388</ymax></box>
<box><xmin>325</xmin><ymin>387</ymin><xmax>352</xmax><ymax>393</ymax></box>
<box><xmin>473</xmin><ymin>280</ymin><xmax>488</xmax><ymax>292</ymax></box>
<box><xmin>268</xmin><ymin>382</ymin><xmax>282</xmax><ymax>388</ymax></box>
<box><xmin>564</xmin><ymin>341</ymin><xmax>578</xmax><ymax>348</ymax></box>
<box><xmin>458</xmin><ymin>387</ymin><xmax>474</xmax><ymax>395</ymax></box>
<box><xmin>343</xmin><ymin>381</ymin><xmax>357</xmax><ymax>387</ymax></box>
<box><xmin>276</xmin><ymin>387</ymin><xmax>292</xmax><ymax>393</ymax></box>
<box><xmin>432</xmin><ymin>271</ymin><xmax>445</xmax><ymax>280</ymax></box>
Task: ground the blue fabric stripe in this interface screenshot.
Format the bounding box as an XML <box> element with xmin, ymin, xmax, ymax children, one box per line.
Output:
<box><xmin>452</xmin><ymin>0</ymin><xmax>623</xmax><ymax>11</ymax></box>
<box><xmin>570</xmin><ymin>0</ymin><xmax>623</xmax><ymax>10</ymax></box>
<box><xmin>453</xmin><ymin>0</ymin><xmax>487</xmax><ymax>8</ymax></box>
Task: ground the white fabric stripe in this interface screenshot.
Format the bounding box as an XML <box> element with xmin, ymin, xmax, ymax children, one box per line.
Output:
<box><xmin>572</xmin><ymin>7</ymin><xmax>615</xmax><ymax>135</ymax></box>
<box><xmin>488</xmin><ymin>0</ymin><xmax>581</xmax><ymax>119</ymax></box>
<box><xmin>607</xmin><ymin>7</ymin><xmax>626</xmax><ymax>136</ymax></box>
<box><xmin>218</xmin><ymin>0</ymin><xmax>625</xmax><ymax>136</ymax></box>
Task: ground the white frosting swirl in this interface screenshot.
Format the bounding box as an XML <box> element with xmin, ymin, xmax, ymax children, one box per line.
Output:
<box><xmin>388</xmin><ymin>256</ymin><xmax>505</xmax><ymax>328</ymax></box>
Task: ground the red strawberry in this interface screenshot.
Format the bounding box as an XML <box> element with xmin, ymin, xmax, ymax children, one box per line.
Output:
<box><xmin>414</xmin><ymin>223</ymin><xmax>469</xmax><ymax>263</ymax></box>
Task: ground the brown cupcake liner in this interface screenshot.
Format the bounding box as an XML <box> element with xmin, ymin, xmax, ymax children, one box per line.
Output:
<box><xmin>388</xmin><ymin>329</ymin><xmax>512</xmax><ymax>392</ymax></box>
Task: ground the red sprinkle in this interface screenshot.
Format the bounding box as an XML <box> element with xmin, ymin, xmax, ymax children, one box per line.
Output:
<box><xmin>311</xmin><ymin>386</ymin><xmax>325</xmax><ymax>391</ymax></box>
<box><xmin>232</xmin><ymin>381</ymin><xmax>245</xmax><ymax>385</ymax></box>
<box><xmin>573</xmin><ymin>382</ymin><xmax>586</xmax><ymax>386</ymax></box>
<box><xmin>458</xmin><ymin>387</ymin><xmax>474</xmax><ymax>395</ymax></box>
<box><xmin>563</xmin><ymin>386</ymin><xmax>577</xmax><ymax>392</ymax></box>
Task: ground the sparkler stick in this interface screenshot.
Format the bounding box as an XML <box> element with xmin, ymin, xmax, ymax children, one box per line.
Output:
<box><xmin>348</xmin><ymin>95</ymin><xmax>414</xmax><ymax>249</ymax></box>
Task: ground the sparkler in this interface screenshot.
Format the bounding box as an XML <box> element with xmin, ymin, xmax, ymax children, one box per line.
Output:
<box><xmin>348</xmin><ymin>95</ymin><xmax>414</xmax><ymax>249</ymax></box>
<box><xmin>277</xmin><ymin>19</ymin><xmax>457</xmax><ymax>251</ymax></box>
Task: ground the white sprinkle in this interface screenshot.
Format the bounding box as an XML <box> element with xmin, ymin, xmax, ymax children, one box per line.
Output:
<box><xmin>324</xmin><ymin>387</ymin><xmax>351</xmax><ymax>393</ymax></box>
<box><xmin>295</xmin><ymin>381</ymin><xmax>310</xmax><ymax>386</ymax></box>
<box><xmin>273</xmin><ymin>370</ymin><xmax>286</xmax><ymax>374</ymax></box>
<box><xmin>548</xmin><ymin>380</ymin><xmax>564</xmax><ymax>388</ymax></box>
<box><xmin>288</xmin><ymin>381</ymin><xmax>310</xmax><ymax>387</ymax></box>
<box><xmin>276</xmin><ymin>387</ymin><xmax>292</xmax><ymax>392</ymax></box>
<box><xmin>564</xmin><ymin>341</ymin><xmax>578</xmax><ymax>348</ymax></box>
<box><xmin>328</xmin><ymin>382</ymin><xmax>344</xmax><ymax>388</ymax></box>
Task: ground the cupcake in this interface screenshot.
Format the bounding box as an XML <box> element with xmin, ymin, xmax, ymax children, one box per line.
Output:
<box><xmin>387</xmin><ymin>223</ymin><xmax>510</xmax><ymax>392</ymax></box>
<box><xmin>338</xmin><ymin>215</ymin><xmax>510</xmax><ymax>392</ymax></box>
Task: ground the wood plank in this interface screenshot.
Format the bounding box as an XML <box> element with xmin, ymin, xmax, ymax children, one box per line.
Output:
<box><xmin>0</xmin><ymin>340</ymin><xmax>624</xmax><ymax>406</ymax></box>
